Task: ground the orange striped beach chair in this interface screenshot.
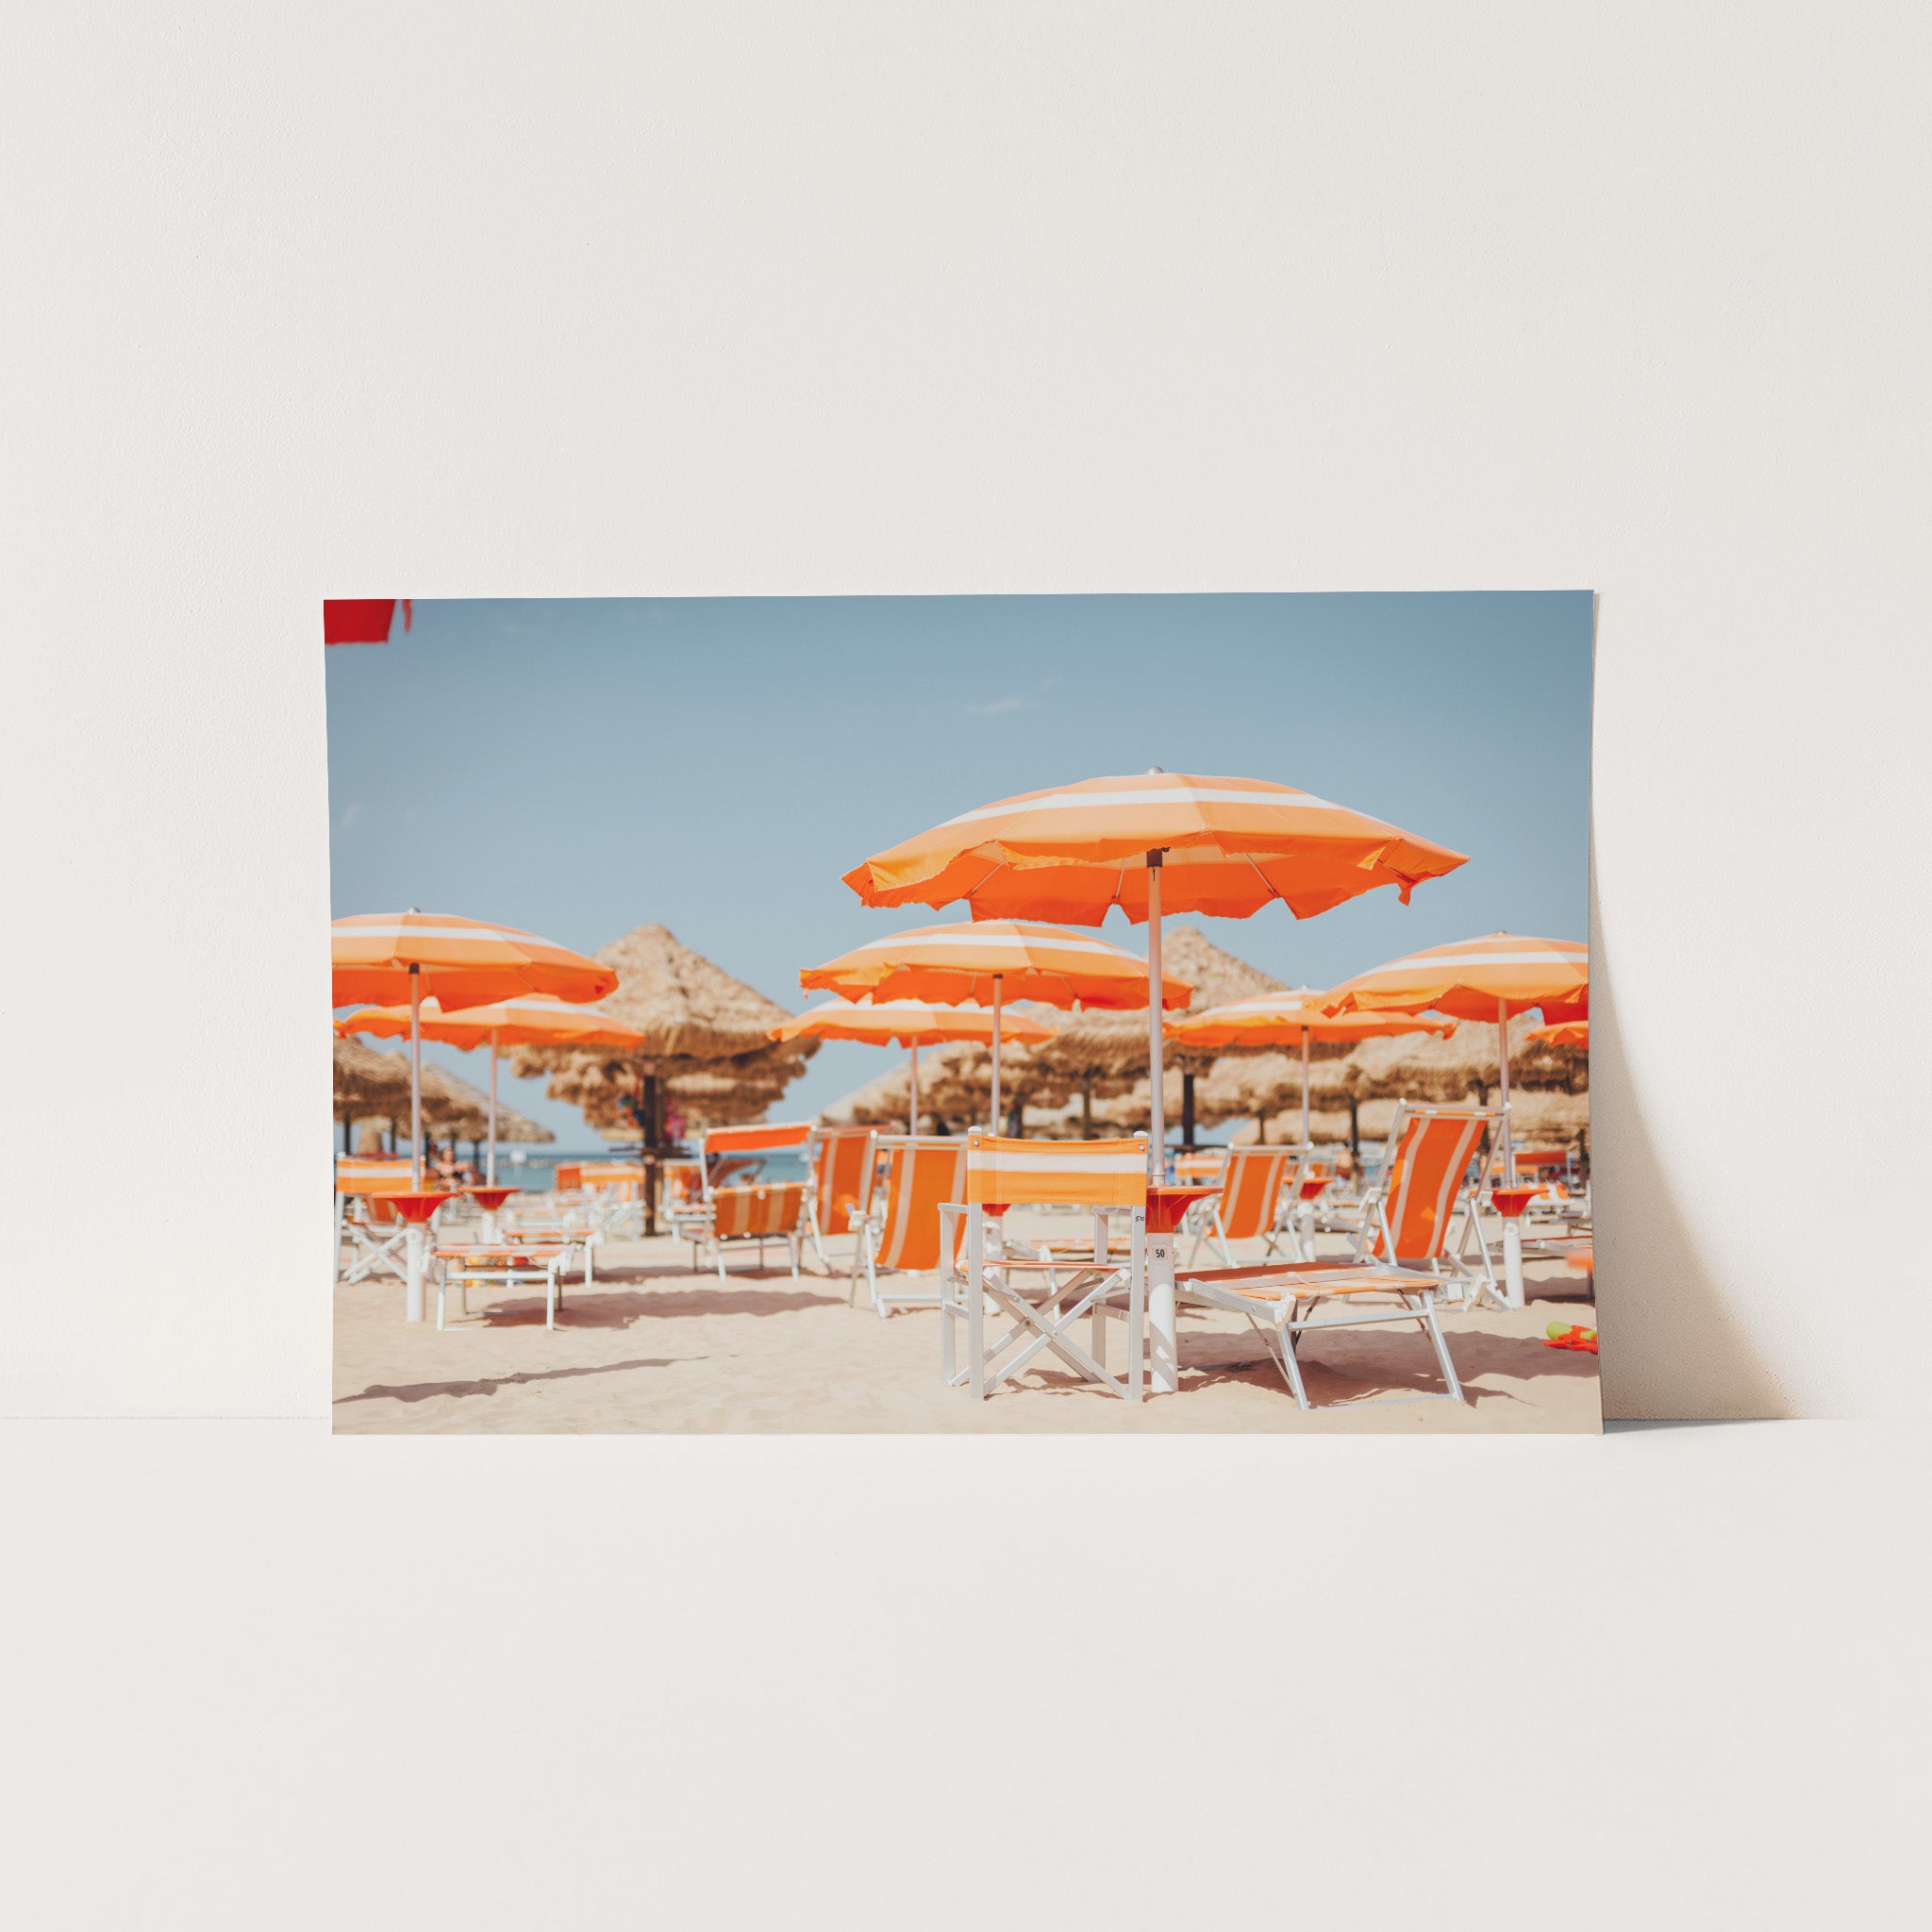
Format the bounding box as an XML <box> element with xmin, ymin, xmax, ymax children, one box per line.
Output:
<box><xmin>685</xmin><ymin>1122</ymin><xmax>815</xmax><ymax>1279</ymax></box>
<box><xmin>1170</xmin><ymin>1102</ymin><xmax>1496</xmax><ymax>1408</ymax></box>
<box><xmin>1184</xmin><ymin>1145</ymin><xmax>1297</xmax><ymax>1268</ymax></box>
<box><xmin>940</xmin><ymin>1134</ymin><xmax>1149</xmax><ymax>1401</ymax></box>
<box><xmin>851</xmin><ymin>1136</ymin><xmax>968</xmax><ymax>1316</ymax></box>
<box><xmin>805</xmin><ymin>1125</ymin><xmax>877</xmax><ymax>1273</ymax></box>
<box><xmin>333</xmin><ymin>1157</ymin><xmax>418</xmax><ymax>1285</ymax></box>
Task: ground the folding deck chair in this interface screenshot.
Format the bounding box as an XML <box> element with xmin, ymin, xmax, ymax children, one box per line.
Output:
<box><xmin>681</xmin><ymin>1122</ymin><xmax>815</xmax><ymax>1279</ymax></box>
<box><xmin>805</xmin><ymin>1125</ymin><xmax>877</xmax><ymax>1273</ymax></box>
<box><xmin>334</xmin><ymin>1157</ymin><xmax>418</xmax><ymax>1285</ymax></box>
<box><xmin>851</xmin><ymin>1136</ymin><xmax>967</xmax><ymax>1316</ymax></box>
<box><xmin>1167</xmin><ymin>1102</ymin><xmax>1498</xmax><ymax>1408</ymax></box>
<box><xmin>938</xmin><ymin>1134</ymin><xmax>1148</xmax><ymax>1401</ymax></box>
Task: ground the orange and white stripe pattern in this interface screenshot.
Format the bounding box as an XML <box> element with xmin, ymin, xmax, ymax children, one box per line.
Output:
<box><xmin>841</xmin><ymin>771</ymin><xmax>1468</xmax><ymax>925</ymax></box>
<box><xmin>801</xmin><ymin>921</ymin><xmax>1191</xmax><ymax>1011</ymax></box>
<box><xmin>1215</xmin><ymin>1147</ymin><xmax>1292</xmax><ymax>1242</ymax></box>
<box><xmin>1320</xmin><ymin>933</ymin><xmax>1589</xmax><ymax>1025</ymax></box>
<box><xmin>874</xmin><ymin>1141</ymin><xmax>968</xmax><ymax>1271</ymax></box>
<box><xmin>331</xmin><ymin>911</ymin><xmax>617</xmax><ymax>1009</ymax></box>
<box><xmin>1166</xmin><ymin>990</ymin><xmax>1458</xmax><ymax>1049</ymax></box>
<box><xmin>711</xmin><ymin>1184</ymin><xmax>808</xmax><ymax>1239</ymax></box>
<box><xmin>770</xmin><ymin>1000</ymin><xmax>1056</xmax><ymax>1047</ymax></box>
<box><xmin>1375</xmin><ymin>1108</ymin><xmax>1490</xmax><ymax>1263</ymax></box>
<box><xmin>334</xmin><ymin>1158</ymin><xmax>416</xmax><ymax>1196</ymax></box>
<box><xmin>811</xmin><ymin>1126</ymin><xmax>876</xmax><ymax>1233</ymax></box>
<box><xmin>335</xmin><ymin>991</ymin><xmax>643</xmax><ymax>1050</ymax></box>
<box><xmin>964</xmin><ymin>1134</ymin><xmax>1148</xmax><ymax>1208</ymax></box>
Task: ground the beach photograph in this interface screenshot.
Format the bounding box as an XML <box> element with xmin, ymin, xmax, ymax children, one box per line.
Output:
<box><xmin>329</xmin><ymin>592</ymin><xmax>1595</xmax><ymax>1432</ymax></box>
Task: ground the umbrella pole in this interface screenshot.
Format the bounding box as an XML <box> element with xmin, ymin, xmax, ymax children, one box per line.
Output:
<box><xmin>406</xmin><ymin>963</ymin><xmax>425</xmax><ymax>1324</ymax></box>
<box><xmin>1301</xmin><ymin>1028</ymin><xmax>1311</xmax><ymax>1146</ymax></box>
<box><xmin>1497</xmin><ymin>994</ymin><xmax>1515</xmax><ymax>1186</ymax></box>
<box><xmin>487</xmin><ymin>1028</ymin><xmax>498</xmax><ymax>1186</ymax></box>
<box><xmin>1146</xmin><ymin>854</ymin><xmax>1165</xmax><ymax>1170</ymax></box>
<box><xmin>1145</xmin><ymin>849</ymin><xmax>1176</xmax><ymax>1396</ymax></box>
<box><xmin>990</xmin><ymin>973</ymin><xmax>1002</xmax><ymax>1133</ymax></box>
<box><xmin>908</xmin><ymin>1041</ymin><xmax>920</xmax><ymax>1136</ymax></box>
<box><xmin>408</xmin><ymin>965</ymin><xmax>424</xmax><ymax>1190</ymax></box>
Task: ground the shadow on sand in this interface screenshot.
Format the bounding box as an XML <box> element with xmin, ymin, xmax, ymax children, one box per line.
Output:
<box><xmin>463</xmin><ymin>1285</ymin><xmax>848</xmax><ymax>1328</ymax></box>
<box><xmin>334</xmin><ymin>1356</ymin><xmax>689</xmax><ymax>1407</ymax></box>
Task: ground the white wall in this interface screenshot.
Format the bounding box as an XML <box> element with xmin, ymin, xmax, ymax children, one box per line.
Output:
<box><xmin>3</xmin><ymin>4</ymin><xmax>1926</xmax><ymax>1417</ymax></box>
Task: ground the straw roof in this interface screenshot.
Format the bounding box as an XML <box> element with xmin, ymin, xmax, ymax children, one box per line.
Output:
<box><xmin>520</xmin><ymin>923</ymin><xmax>808</xmax><ymax>1062</ymax></box>
<box><xmin>541</xmin><ymin>1039</ymin><xmax>810</xmax><ymax>1134</ymax></box>
<box><xmin>506</xmin><ymin>924</ymin><xmax>817</xmax><ymax>1132</ymax></box>
<box><xmin>332</xmin><ymin>1037</ymin><xmax>412</xmax><ymax>1117</ymax></box>
<box><xmin>1224</xmin><ymin>1077</ymin><xmax>1591</xmax><ymax>1152</ymax></box>
<box><xmin>1334</xmin><ymin>1013</ymin><xmax>1589</xmax><ymax>1106</ymax></box>
<box><xmin>1030</xmin><ymin>925</ymin><xmax>1289</xmax><ymax>1081</ymax></box>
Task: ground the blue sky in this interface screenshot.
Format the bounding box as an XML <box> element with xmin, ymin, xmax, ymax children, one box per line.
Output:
<box><xmin>328</xmin><ymin>593</ymin><xmax>1591</xmax><ymax>1143</ymax></box>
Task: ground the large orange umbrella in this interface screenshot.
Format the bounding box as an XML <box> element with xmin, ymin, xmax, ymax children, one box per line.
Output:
<box><xmin>800</xmin><ymin>920</ymin><xmax>1190</xmax><ymax>1130</ymax></box>
<box><xmin>843</xmin><ymin>767</ymin><xmax>1466</xmax><ymax>1397</ymax></box>
<box><xmin>1165</xmin><ymin>989</ymin><xmax>1456</xmax><ymax>1144</ymax></box>
<box><xmin>337</xmin><ymin>993</ymin><xmax>643</xmax><ymax>1183</ymax></box>
<box><xmin>331</xmin><ymin>910</ymin><xmax>616</xmax><ymax>1190</ymax></box>
<box><xmin>1318</xmin><ymin>933</ymin><xmax>1589</xmax><ymax>1181</ymax></box>
<box><xmin>770</xmin><ymin>999</ymin><xmax>1055</xmax><ymax>1136</ymax></box>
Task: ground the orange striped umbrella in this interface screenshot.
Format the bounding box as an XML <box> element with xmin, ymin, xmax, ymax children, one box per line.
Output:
<box><xmin>841</xmin><ymin>768</ymin><xmax>1466</xmax><ymax>1153</ymax></box>
<box><xmin>337</xmin><ymin>994</ymin><xmax>644</xmax><ymax>1184</ymax></box>
<box><xmin>842</xmin><ymin>768</ymin><xmax>1465</xmax><ymax>1395</ymax></box>
<box><xmin>800</xmin><ymin>920</ymin><xmax>1190</xmax><ymax>1131</ymax></box>
<box><xmin>1525</xmin><ymin>1020</ymin><xmax>1589</xmax><ymax>1049</ymax></box>
<box><xmin>1165</xmin><ymin>989</ymin><xmax>1456</xmax><ymax>1144</ymax></box>
<box><xmin>332</xmin><ymin>910</ymin><xmax>616</xmax><ymax>1190</ymax></box>
<box><xmin>331</xmin><ymin>911</ymin><xmax>617</xmax><ymax>1008</ymax></box>
<box><xmin>1318</xmin><ymin>933</ymin><xmax>1589</xmax><ymax>1182</ymax></box>
<box><xmin>770</xmin><ymin>999</ymin><xmax>1055</xmax><ymax>1138</ymax></box>
<box><xmin>842</xmin><ymin>771</ymin><xmax>1468</xmax><ymax>926</ymax></box>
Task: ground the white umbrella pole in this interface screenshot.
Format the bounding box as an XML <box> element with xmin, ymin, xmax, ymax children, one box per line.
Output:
<box><xmin>487</xmin><ymin>1027</ymin><xmax>499</xmax><ymax>1186</ymax></box>
<box><xmin>990</xmin><ymin>973</ymin><xmax>1003</xmax><ymax>1133</ymax></box>
<box><xmin>1145</xmin><ymin>850</ymin><xmax>1176</xmax><ymax>1395</ymax></box>
<box><xmin>408</xmin><ymin>964</ymin><xmax>424</xmax><ymax>1190</ymax></box>
<box><xmin>406</xmin><ymin>962</ymin><xmax>425</xmax><ymax>1324</ymax></box>
<box><xmin>1146</xmin><ymin>855</ymin><xmax>1165</xmax><ymax>1170</ymax></box>
<box><xmin>1301</xmin><ymin>1028</ymin><xmax>1311</xmax><ymax>1146</ymax></box>
<box><xmin>1497</xmin><ymin>994</ymin><xmax>1515</xmax><ymax>1186</ymax></box>
<box><xmin>908</xmin><ymin>1041</ymin><xmax>920</xmax><ymax>1136</ymax></box>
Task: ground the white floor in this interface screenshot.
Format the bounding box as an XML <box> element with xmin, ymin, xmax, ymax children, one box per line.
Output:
<box><xmin>3</xmin><ymin>1418</ymin><xmax>1926</xmax><ymax>1929</ymax></box>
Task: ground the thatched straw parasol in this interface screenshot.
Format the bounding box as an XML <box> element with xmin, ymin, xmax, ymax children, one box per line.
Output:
<box><xmin>1338</xmin><ymin>1013</ymin><xmax>1589</xmax><ymax>1108</ymax></box>
<box><xmin>334</xmin><ymin>1037</ymin><xmax>411</xmax><ymax>1115</ymax></box>
<box><xmin>1029</xmin><ymin>925</ymin><xmax>1287</xmax><ymax>1140</ymax></box>
<box><xmin>333</xmin><ymin>1036</ymin><xmax>414</xmax><ymax>1154</ymax></box>
<box><xmin>508</xmin><ymin>925</ymin><xmax>817</xmax><ymax>1219</ymax></box>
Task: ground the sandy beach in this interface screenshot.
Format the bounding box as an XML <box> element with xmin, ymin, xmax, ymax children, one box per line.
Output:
<box><xmin>334</xmin><ymin>1218</ymin><xmax>1599</xmax><ymax>1434</ymax></box>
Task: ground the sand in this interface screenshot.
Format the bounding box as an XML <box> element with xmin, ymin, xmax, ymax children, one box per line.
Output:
<box><xmin>333</xmin><ymin>1215</ymin><xmax>1600</xmax><ymax>1434</ymax></box>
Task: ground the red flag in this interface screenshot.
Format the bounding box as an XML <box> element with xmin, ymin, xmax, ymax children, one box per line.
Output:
<box><xmin>325</xmin><ymin>599</ymin><xmax>410</xmax><ymax>645</ymax></box>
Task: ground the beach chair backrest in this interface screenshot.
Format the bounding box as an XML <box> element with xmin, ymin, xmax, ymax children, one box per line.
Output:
<box><xmin>1216</xmin><ymin>1147</ymin><xmax>1292</xmax><ymax>1240</ymax></box>
<box><xmin>577</xmin><ymin>1160</ymin><xmax>643</xmax><ymax>1199</ymax></box>
<box><xmin>873</xmin><ymin>1137</ymin><xmax>969</xmax><ymax>1271</ymax></box>
<box><xmin>963</xmin><ymin>1134</ymin><xmax>1148</xmax><ymax>1209</ymax></box>
<box><xmin>699</xmin><ymin>1122</ymin><xmax>815</xmax><ymax>1199</ymax></box>
<box><xmin>335</xmin><ymin>1158</ymin><xmax>415</xmax><ymax>1196</ymax></box>
<box><xmin>662</xmin><ymin>1158</ymin><xmax>706</xmax><ymax>1208</ymax></box>
<box><xmin>1374</xmin><ymin>1105</ymin><xmax>1493</xmax><ymax>1263</ymax></box>
<box><xmin>1173</xmin><ymin>1150</ymin><xmax>1226</xmax><ymax>1183</ymax></box>
<box><xmin>809</xmin><ymin>1126</ymin><xmax>876</xmax><ymax>1235</ymax></box>
<box><xmin>710</xmin><ymin>1183</ymin><xmax>808</xmax><ymax>1240</ymax></box>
